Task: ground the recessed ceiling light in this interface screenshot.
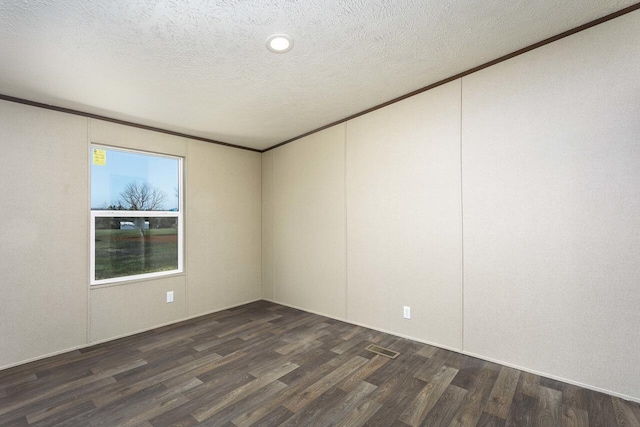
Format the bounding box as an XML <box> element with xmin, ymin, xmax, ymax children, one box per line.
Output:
<box><xmin>266</xmin><ymin>34</ymin><xmax>293</xmax><ymax>53</ymax></box>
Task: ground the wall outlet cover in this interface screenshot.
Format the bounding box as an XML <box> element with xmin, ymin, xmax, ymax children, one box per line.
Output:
<box><xmin>403</xmin><ymin>306</ymin><xmax>411</xmax><ymax>319</ymax></box>
<box><xmin>167</xmin><ymin>291</ymin><xmax>174</xmax><ymax>303</ymax></box>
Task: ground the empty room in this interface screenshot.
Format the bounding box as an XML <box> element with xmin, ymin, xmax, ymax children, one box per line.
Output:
<box><xmin>1</xmin><ymin>1</ymin><xmax>639</xmax><ymax>426</ymax></box>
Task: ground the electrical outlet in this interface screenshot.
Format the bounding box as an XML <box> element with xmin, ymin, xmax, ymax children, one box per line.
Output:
<box><xmin>167</xmin><ymin>291</ymin><xmax>174</xmax><ymax>303</ymax></box>
<box><xmin>403</xmin><ymin>306</ymin><xmax>411</xmax><ymax>319</ymax></box>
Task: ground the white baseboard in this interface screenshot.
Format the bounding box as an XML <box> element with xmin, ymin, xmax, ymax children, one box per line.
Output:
<box><xmin>0</xmin><ymin>298</ymin><xmax>263</xmax><ymax>372</ymax></box>
<box><xmin>4</xmin><ymin>297</ymin><xmax>638</xmax><ymax>404</ymax></box>
<box><xmin>263</xmin><ymin>298</ymin><xmax>463</xmax><ymax>353</ymax></box>
<box><xmin>262</xmin><ymin>298</ymin><xmax>640</xmax><ymax>404</ymax></box>
<box><xmin>88</xmin><ymin>298</ymin><xmax>264</xmax><ymax>346</ymax></box>
<box><xmin>459</xmin><ymin>351</ymin><xmax>640</xmax><ymax>404</ymax></box>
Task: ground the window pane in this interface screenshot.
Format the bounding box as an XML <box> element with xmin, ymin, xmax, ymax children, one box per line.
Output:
<box><xmin>94</xmin><ymin>217</ymin><xmax>178</xmax><ymax>280</ymax></box>
<box><xmin>91</xmin><ymin>147</ymin><xmax>180</xmax><ymax>211</ymax></box>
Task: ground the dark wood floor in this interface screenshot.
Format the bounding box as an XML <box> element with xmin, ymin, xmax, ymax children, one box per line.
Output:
<box><xmin>1</xmin><ymin>301</ymin><xmax>639</xmax><ymax>426</ymax></box>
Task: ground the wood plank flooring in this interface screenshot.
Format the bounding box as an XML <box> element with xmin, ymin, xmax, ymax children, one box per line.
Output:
<box><xmin>1</xmin><ymin>300</ymin><xmax>638</xmax><ymax>426</ymax></box>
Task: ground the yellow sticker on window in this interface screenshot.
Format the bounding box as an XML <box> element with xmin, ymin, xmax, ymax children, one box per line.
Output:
<box><xmin>93</xmin><ymin>148</ymin><xmax>106</xmax><ymax>166</ymax></box>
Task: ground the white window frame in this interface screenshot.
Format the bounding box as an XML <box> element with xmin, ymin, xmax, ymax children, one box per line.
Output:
<box><xmin>90</xmin><ymin>145</ymin><xmax>184</xmax><ymax>286</ymax></box>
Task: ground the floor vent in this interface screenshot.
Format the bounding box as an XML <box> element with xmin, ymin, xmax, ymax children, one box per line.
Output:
<box><xmin>365</xmin><ymin>344</ymin><xmax>400</xmax><ymax>359</ymax></box>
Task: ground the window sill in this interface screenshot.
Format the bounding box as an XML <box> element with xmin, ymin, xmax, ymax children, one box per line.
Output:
<box><xmin>89</xmin><ymin>271</ymin><xmax>186</xmax><ymax>290</ymax></box>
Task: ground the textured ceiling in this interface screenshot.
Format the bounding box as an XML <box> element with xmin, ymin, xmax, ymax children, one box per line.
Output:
<box><xmin>0</xmin><ymin>0</ymin><xmax>636</xmax><ymax>150</ymax></box>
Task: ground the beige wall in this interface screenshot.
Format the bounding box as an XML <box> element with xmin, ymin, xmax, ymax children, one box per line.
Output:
<box><xmin>461</xmin><ymin>10</ymin><xmax>640</xmax><ymax>400</ymax></box>
<box><xmin>0</xmin><ymin>102</ymin><xmax>89</xmax><ymax>368</ymax></box>
<box><xmin>264</xmin><ymin>85</ymin><xmax>462</xmax><ymax>346</ymax></box>
<box><xmin>263</xmin><ymin>11</ymin><xmax>640</xmax><ymax>401</ymax></box>
<box><xmin>186</xmin><ymin>139</ymin><xmax>262</xmax><ymax>316</ymax></box>
<box><xmin>346</xmin><ymin>81</ymin><xmax>462</xmax><ymax>350</ymax></box>
<box><xmin>271</xmin><ymin>125</ymin><xmax>347</xmax><ymax>318</ymax></box>
<box><xmin>90</xmin><ymin>275</ymin><xmax>187</xmax><ymax>342</ymax></box>
<box><xmin>0</xmin><ymin>107</ymin><xmax>262</xmax><ymax>368</ymax></box>
<box><xmin>90</xmin><ymin>119</ymin><xmax>188</xmax><ymax>157</ymax></box>
<box><xmin>261</xmin><ymin>150</ymin><xmax>275</xmax><ymax>300</ymax></box>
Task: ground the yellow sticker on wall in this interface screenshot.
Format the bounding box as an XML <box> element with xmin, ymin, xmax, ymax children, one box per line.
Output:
<box><xmin>93</xmin><ymin>148</ymin><xmax>106</xmax><ymax>166</ymax></box>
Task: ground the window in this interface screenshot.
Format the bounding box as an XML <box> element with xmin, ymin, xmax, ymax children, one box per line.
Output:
<box><xmin>90</xmin><ymin>146</ymin><xmax>183</xmax><ymax>285</ymax></box>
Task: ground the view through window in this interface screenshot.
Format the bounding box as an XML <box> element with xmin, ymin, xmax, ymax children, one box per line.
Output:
<box><xmin>90</xmin><ymin>146</ymin><xmax>183</xmax><ymax>284</ymax></box>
